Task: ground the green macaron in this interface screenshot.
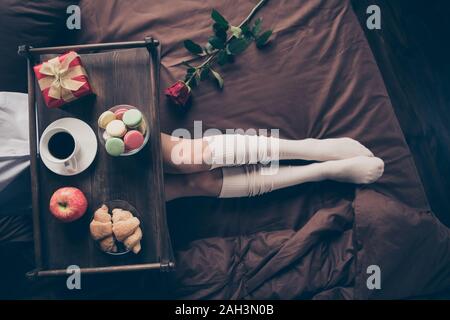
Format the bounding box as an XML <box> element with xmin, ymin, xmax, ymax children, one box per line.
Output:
<box><xmin>105</xmin><ymin>137</ymin><xmax>125</xmax><ymax>156</ymax></box>
<box><xmin>122</xmin><ymin>109</ymin><xmax>142</xmax><ymax>128</ymax></box>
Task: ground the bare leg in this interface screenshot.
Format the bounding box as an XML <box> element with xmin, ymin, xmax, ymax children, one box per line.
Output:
<box><xmin>164</xmin><ymin>169</ymin><xmax>222</xmax><ymax>201</ymax></box>
<box><xmin>161</xmin><ymin>133</ymin><xmax>212</xmax><ymax>174</ymax></box>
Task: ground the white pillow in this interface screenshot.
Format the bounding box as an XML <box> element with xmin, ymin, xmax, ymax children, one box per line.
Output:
<box><xmin>0</xmin><ymin>92</ymin><xmax>30</xmax><ymax>193</ymax></box>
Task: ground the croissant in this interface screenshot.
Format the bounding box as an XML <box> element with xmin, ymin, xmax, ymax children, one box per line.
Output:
<box><xmin>111</xmin><ymin>208</ymin><xmax>122</xmax><ymax>216</ymax></box>
<box><xmin>91</xmin><ymin>204</ymin><xmax>143</xmax><ymax>254</ymax></box>
<box><xmin>90</xmin><ymin>220</ymin><xmax>113</xmax><ymax>240</ymax></box>
<box><xmin>94</xmin><ymin>205</ymin><xmax>111</xmax><ymax>223</ymax></box>
<box><xmin>132</xmin><ymin>242</ymin><xmax>141</xmax><ymax>254</ymax></box>
<box><xmin>112</xmin><ymin>217</ymin><xmax>140</xmax><ymax>241</ymax></box>
<box><xmin>124</xmin><ymin>227</ymin><xmax>142</xmax><ymax>251</ymax></box>
<box><xmin>99</xmin><ymin>236</ymin><xmax>117</xmax><ymax>253</ymax></box>
<box><xmin>112</xmin><ymin>209</ymin><xmax>133</xmax><ymax>223</ymax></box>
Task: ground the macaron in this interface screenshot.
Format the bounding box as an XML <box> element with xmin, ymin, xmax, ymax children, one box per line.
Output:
<box><xmin>106</xmin><ymin>120</ymin><xmax>127</xmax><ymax>137</ymax></box>
<box><xmin>137</xmin><ymin>118</ymin><xmax>147</xmax><ymax>135</ymax></box>
<box><xmin>98</xmin><ymin>111</ymin><xmax>116</xmax><ymax>129</ymax></box>
<box><xmin>105</xmin><ymin>138</ymin><xmax>125</xmax><ymax>156</ymax></box>
<box><xmin>114</xmin><ymin>108</ymin><xmax>129</xmax><ymax>121</ymax></box>
<box><xmin>102</xmin><ymin>130</ymin><xmax>111</xmax><ymax>141</ymax></box>
<box><xmin>122</xmin><ymin>109</ymin><xmax>142</xmax><ymax>128</ymax></box>
<box><xmin>124</xmin><ymin>130</ymin><xmax>144</xmax><ymax>151</ymax></box>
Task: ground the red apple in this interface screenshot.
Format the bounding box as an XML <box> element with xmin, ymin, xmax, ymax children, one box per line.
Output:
<box><xmin>49</xmin><ymin>187</ymin><xmax>88</xmax><ymax>222</ymax></box>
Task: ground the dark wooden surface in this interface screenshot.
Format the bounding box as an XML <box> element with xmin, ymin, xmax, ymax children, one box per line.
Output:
<box><xmin>31</xmin><ymin>47</ymin><xmax>171</xmax><ymax>272</ymax></box>
<box><xmin>352</xmin><ymin>0</ymin><xmax>450</xmax><ymax>227</ymax></box>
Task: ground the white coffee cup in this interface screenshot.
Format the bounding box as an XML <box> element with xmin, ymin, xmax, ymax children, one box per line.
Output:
<box><xmin>40</xmin><ymin>127</ymin><xmax>79</xmax><ymax>174</ymax></box>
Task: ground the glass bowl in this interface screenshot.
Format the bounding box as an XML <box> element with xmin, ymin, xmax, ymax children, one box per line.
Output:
<box><xmin>97</xmin><ymin>104</ymin><xmax>150</xmax><ymax>156</ymax></box>
<box><xmin>92</xmin><ymin>199</ymin><xmax>142</xmax><ymax>256</ymax></box>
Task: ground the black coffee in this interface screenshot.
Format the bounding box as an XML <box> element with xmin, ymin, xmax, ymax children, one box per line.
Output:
<box><xmin>48</xmin><ymin>132</ymin><xmax>75</xmax><ymax>160</ymax></box>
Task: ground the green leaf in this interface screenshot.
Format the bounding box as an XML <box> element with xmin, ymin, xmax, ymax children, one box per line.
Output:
<box><xmin>205</xmin><ymin>43</ymin><xmax>214</xmax><ymax>54</ymax></box>
<box><xmin>227</xmin><ymin>38</ymin><xmax>250</xmax><ymax>55</ymax></box>
<box><xmin>190</xmin><ymin>76</ymin><xmax>198</xmax><ymax>88</ymax></box>
<box><xmin>213</xmin><ymin>23</ymin><xmax>228</xmax><ymax>41</ymax></box>
<box><xmin>184</xmin><ymin>40</ymin><xmax>203</xmax><ymax>55</ymax></box>
<box><xmin>210</xmin><ymin>69</ymin><xmax>224</xmax><ymax>89</ymax></box>
<box><xmin>211</xmin><ymin>9</ymin><xmax>229</xmax><ymax>28</ymax></box>
<box><xmin>256</xmin><ymin>30</ymin><xmax>273</xmax><ymax>48</ymax></box>
<box><xmin>200</xmin><ymin>67</ymin><xmax>210</xmax><ymax>81</ymax></box>
<box><xmin>218</xmin><ymin>51</ymin><xmax>235</xmax><ymax>65</ymax></box>
<box><xmin>230</xmin><ymin>26</ymin><xmax>242</xmax><ymax>38</ymax></box>
<box><xmin>195</xmin><ymin>71</ymin><xmax>201</xmax><ymax>83</ymax></box>
<box><xmin>252</xmin><ymin>18</ymin><xmax>262</xmax><ymax>36</ymax></box>
<box><xmin>186</xmin><ymin>67</ymin><xmax>196</xmax><ymax>75</ymax></box>
<box><xmin>184</xmin><ymin>67</ymin><xmax>195</xmax><ymax>80</ymax></box>
<box><xmin>208</xmin><ymin>35</ymin><xmax>225</xmax><ymax>50</ymax></box>
<box><xmin>185</xmin><ymin>68</ymin><xmax>199</xmax><ymax>88</ymax></box>
<box><xmin>241</xmin><ymin>24</ymin><xmax>253</xmax><ymax>39</ymax></box>
<box><xmin>217</xmin><ymin>50</ymin><xmax>228</xmax><ymax>66</ymax></box>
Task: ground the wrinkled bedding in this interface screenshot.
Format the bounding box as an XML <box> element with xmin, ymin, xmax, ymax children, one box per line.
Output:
<box><xmin>42</xmin><ymin>0</ymin><xmax>450</xmax><ymax>298</ymax></box>
<box><xmin>173</xmin><ymin>189</ymin><xmax>450</xmax><ymax>299</ymax></box>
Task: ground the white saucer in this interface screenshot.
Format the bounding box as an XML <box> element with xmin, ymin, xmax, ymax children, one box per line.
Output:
<box><xmin>40</xmin><ymin>118</ymin><xmax>97</xmax><ymax>176</ymax></box>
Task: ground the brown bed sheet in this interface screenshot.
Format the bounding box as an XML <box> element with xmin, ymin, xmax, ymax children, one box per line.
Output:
<box><xmin>76</xmin><ymin>0</ymin><xmax>450</xmax><ymax>299</ymax></box>
<box><xmin>0</xmin><ymin>0</ymin><xmax>78</xmax><ymax>92</ymax></box>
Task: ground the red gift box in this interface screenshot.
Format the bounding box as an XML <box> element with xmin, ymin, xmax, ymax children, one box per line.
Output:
<box><xmin>33</xmin><ymin>51</ymin><xmax>92</xmax><ymax>108</ymax></box>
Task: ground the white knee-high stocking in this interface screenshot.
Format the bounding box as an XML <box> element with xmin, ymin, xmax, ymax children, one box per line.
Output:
<box><xmin>204</xmin><ymin>134</ymin><xmax>374</xmax><ymax>170</ymax></box>
<box><xmin>219</xmin><ymin>164</ymin><xmax>327</xmax><ymax>198</ymax></box>
<box><xmin>218</xmin><ymin>156</ymin><xmax>384</xmax><ymax>198</ymax></box>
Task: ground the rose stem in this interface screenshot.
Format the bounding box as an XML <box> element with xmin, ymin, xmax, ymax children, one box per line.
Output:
<box><xmin>185</xmin><ymin>0</ymin><xmax>269</xmax><ymax>86</ymax></box>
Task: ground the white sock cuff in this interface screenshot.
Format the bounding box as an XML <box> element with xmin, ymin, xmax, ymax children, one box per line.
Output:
<box><xmin>204</xmin><ymin>134</ymin><xmax>275</xmax><ymax>170</ymax></box>
<box><xmin>204</xmin><ymin>135</ymin><xmax>236</xmax><ymax>170</ymax></box>
<box><xmin>219</xmin><ymin>165</ymin><xmax>276</xmax><ymax>198</ymax></box>
<box><xmin>219</xmin><ymin>166</ymin><xmax>249</xmax><ymax>198</ymax></box>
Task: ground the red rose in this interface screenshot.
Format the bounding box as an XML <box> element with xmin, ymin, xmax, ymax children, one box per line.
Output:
<box><xmin>165</xmin><ymin>81</ymin><xmax>191</xmax><ymax>106</ymax></box>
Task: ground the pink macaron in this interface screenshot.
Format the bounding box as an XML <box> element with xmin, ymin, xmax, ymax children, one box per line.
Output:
<box><xmin>123</xmin><ymin>130</ymin><xmax>144</xmax><ymax>151</ymax></box>
<box><xmin>114</xmin><ymin>108</ymin><xmax>129</xmax><ymax>121</ymax></box>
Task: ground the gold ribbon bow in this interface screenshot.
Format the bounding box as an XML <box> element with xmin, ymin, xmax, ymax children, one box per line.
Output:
<box><xmin>38</xmin><ymin>51</ymin><xmax>86</xmax><ymax>101</ymax></box>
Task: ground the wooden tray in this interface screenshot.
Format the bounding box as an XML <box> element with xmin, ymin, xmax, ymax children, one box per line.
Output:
<box><xmin>19</xmin><ymin>39</ymin><xmax>175</xmax><ymax>277</ymax></box>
